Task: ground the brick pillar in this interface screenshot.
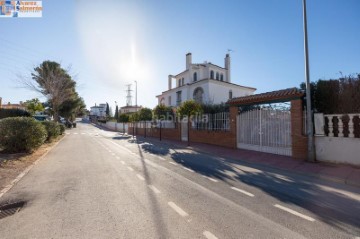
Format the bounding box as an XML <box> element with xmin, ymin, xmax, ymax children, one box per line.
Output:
<box><xmin>229</xmin><ymin>106</ymin><xmax>238</xmax><ymax>148</ymax></box>
<box><xmin>291</xmin><ymin>99</ymin><xmax>308</xmax><ymax>159</ymax></box>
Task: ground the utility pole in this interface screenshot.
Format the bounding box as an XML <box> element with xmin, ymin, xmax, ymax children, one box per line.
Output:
<box><xmin>134</xmin><ymin>80</ymin><xmax>138</xmax><ymax>110</ymax></box>
<box><xmin>302</xmin><ymin>0</ymin><xmax>316</xmax><ymax>162</ymax></box>
<box><xmin>125</xmin><ymin>84</ymin><xmax>133</xmax><ymax>106</ymax></box>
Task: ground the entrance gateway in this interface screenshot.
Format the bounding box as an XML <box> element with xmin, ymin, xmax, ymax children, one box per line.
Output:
<box><xmin>228</xmin><ymin>88</ymin><xmax>305</xmax><ymax>157</ymax></box>
<box><xmin>237</xmin><ymin>107</ymin><xmax>292</xmax><ymax>156</ymax></box>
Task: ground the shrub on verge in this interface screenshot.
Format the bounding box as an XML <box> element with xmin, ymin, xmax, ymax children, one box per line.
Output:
<box><xmin>59</xmin><ymin>123</ymin><xmax>66</xmax><ymax>135</ymax></box>
<box><xmin>41</xmin><ymin>121</ymin><xmax>60</xmax><ymax>141</ymax></box>
<box><xmin>0</xmin><ymin>117</ymin><xmax>47</xmax><ymax>153</ymax></box>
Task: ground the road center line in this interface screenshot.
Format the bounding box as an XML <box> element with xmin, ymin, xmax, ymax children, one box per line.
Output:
<box><xmin>127</xmin><ymin>166</ymin><xmax>134</xmax><ymax>172</ymax></box>
<box><xmin>182</xmin><ymin>166</ymin><xmax>194</xmax><ymax>172</ymax></box>
<box><xmin>203</xmin><ymin>231</ymin><xmax>218</xmax><ymax>239</ymax></box>
<box><xmin>148</xmin><ymin>185</ymin><xmax>161</xmax><ymax>194</ymax></box>
<box><xmin>121</xmin><ymin>161</ymin><xmax>125</xmax><ymax>165</ymax></box>
<box><xmin>168</xmin><ymin>202</ymin><xmax>189</xmax><ymax>217</ymax></box>
<box><xmin>202</xmin><ymin>175</ymin><xmax>218</xmax><ymax>182</ymax></box>
<box><xmin>231</xmin><ymin>187</ymin><xmax>255</xmax><ymax>197</ymax></box>
<box><xmin>136</xmin><ymin>174</ymin><xmax>145</xmax><ymax>181</ymax></box>
<box><xmin>274</xmin><ymin>204</ymin><xmax>315</xmax><ymax>222</ymax></box>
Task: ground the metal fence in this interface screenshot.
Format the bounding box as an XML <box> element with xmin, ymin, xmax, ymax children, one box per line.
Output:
<box><xmin>132</xmin><ymin>120</ymin><xmax>176</xmax><ymax>129</ymax></box>
<box><xmin>192</xmin><ymin>112</ymin><xmax>230</xmax><ymax>131</ymax></box>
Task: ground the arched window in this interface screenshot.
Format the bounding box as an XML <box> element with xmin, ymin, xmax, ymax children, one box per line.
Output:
<box><xmin>193</xmin><ymin>72</ymin><xmax>197</xmax><ymax>82</ymax></box>
<box><xmin>193</xmin><ymin>87</ymin><xmax>204</xmax><ymax>104</ymax></box>
<box><xmin>216</xmin><ymin>72</ymin><xmax>219</xmax><ymax>80</ymax></box>
<box><xmin>210</xmin><ymin>70</ymin><xmax>214</xmax><ymax>79</ymax></box>
<box><xmin>229</xmin><ymin>90</ymin><xmax>233</xmax><ymax>99</ymax></box>
<box><xmin>220</xmin><ymin>74</ymin><xmax>224</xmax><ymax>81</ymax></box>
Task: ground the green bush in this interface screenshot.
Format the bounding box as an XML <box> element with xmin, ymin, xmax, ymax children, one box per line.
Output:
<box><xmin>41</xmin><ymin>121</ymin><xmax>60</xmax><ymax>141</ymax></box>
<box><xmin>0</xmin><ymin>108</ymin><xmax>31</xmax><ymax>119</ymax></box>
<box><xmin>0</xmin><ymin>117</ymin><xmax>47</xmax><ymax>153</ymax></box>
<box><xmin>59</xmin><ymin>123</ymin><xmax>66</xmax><ymax>135</ymax></box>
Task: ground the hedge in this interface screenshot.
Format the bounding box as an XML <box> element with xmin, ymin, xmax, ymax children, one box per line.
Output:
<box><xmin>0</xmin><ymin>108</ymin><xmax>31</xmax><ymax>119</ymax></box>
<box><xmin>0</xmin><ymin>117</ymin><xmax>47</xmax><ymax>153</ymax></box>
<box><xmin>41</xmin><ymin>121</ymin><xmax>61</xmax><ymax>141</ymax></box>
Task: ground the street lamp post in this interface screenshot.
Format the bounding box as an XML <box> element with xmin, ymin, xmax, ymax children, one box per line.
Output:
<box><xmin>134</xmin><ymin>80</ymin><xmax>137</xmax><ymax>136</ymax></box>
<box><xmin>115</xmin><ymin>101</ymin><xmax>118</xmax><ymax>132</ymax></box>
<box><xmin>302</xmin><ymin>0</ymin><xmax>316</xmax><ymax>162</ymax></box>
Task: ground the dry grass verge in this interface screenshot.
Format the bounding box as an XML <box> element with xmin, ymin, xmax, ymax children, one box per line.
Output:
<box><xmin>0</xmin><ymin>135</ymin><xmax>64</xmax><ymax>191</ymax></box>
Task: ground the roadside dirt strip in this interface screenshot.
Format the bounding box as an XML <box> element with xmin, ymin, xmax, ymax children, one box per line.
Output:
<box><xmin>0</xmin><ymin>136</ymin><xmax>66</xmax><ymax>200</ymax></box>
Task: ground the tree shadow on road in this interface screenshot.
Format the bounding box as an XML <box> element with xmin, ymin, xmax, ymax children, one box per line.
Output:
<box><xmin>115</xmin><ymin>136</ymin><xmax>360</xmax><ymax>235</ymax></box>
<box><xmin>233</xmin><ymin>170</ymin><xmax>360</xmax><ymax>235</ymax></box>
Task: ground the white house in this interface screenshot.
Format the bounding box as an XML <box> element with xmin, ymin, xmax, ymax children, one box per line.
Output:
<box><xmin>120</xmin><ymin>105</ymin><xmax>142</xmax><ymax>114</ymax></box>
<box><xmin>90</xmin><ymin>104</ymin><xmax>107</xmax><ymax>118</ymax></box>
<box><xmin>156</xmin><ymin>53</ymin><xmax>256</xmax><ymax>107</ymax></box>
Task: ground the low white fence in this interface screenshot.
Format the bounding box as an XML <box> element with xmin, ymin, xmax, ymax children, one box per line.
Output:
<box><xmin>314</xmin><ymin>113</ymin><xmax>360</xmax><ymax>165</ymax></box>
<box><xmin>100</xmin><ymin>122</ymin><xmax>128</xmax><ymax>133</ymax></box>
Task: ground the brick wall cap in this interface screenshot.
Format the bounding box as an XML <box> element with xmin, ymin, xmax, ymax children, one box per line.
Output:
<box><xmin>228</xmin><ymin>88</ymin><xmax>304</xmax><ymax>106</ymax></box>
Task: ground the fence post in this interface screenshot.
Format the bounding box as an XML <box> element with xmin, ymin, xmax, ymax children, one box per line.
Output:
<box><xmin>159</xmin><ymin>120</ymin><xmax>162</xmax><ymax>141</ymax></box>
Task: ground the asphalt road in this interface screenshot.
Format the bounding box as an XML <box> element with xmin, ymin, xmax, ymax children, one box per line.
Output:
<box><xmin>0</xmin><ymin>121</ymin><xmax>359</xmax><ymax>239</ymax></box>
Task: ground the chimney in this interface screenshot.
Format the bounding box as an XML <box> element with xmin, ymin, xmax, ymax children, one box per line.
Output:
<box><xmin>225</xmin><ymin>53</ymin><xmax>231</xmax><ymax>82</ymax></box>
<box><xmin>186</xmin><ymin>53</ymin><xmax>192</xmax><ymax>70</ymax></box>
<box><xmin>168</xmin><ymin>75</ymin><xmax>173</xmax><ymax>90</ymax></box>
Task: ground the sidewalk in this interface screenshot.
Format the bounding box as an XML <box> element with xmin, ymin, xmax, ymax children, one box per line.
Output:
<box><xmin>131</xmin><ymin>134</ymin><xmax>360</xmax><ymax>188</ymax></box>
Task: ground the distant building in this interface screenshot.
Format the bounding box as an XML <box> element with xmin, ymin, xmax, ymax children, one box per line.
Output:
<box><xmin>0</xmin><ymin>97</ymin><xmax>26</xmax><ymax>110</ymax></box>
<box><xmin>89</xmin><ymin>103</ymin><xmax>107</xmax><ymax>121</ymax></box>
<box><xmin>156</xmin><ymin>53</ymin><xmax>256</xmax><ymax>107</ymax></box>
<box><xmin>120</xmin><ymin>105</ymin><xmax>142</xmax><ymax>114</ymax></box>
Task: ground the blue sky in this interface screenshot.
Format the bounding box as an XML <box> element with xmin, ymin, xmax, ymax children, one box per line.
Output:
<box><xmin>0</xmin><ymin>0</ymin><xmax>359</xmax><ymax>111</ymax></box>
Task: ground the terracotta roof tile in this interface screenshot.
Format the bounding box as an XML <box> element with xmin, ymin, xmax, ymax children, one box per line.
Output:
<box><xmin>228</xmin><ymin>88</ymin><xmax>304</xmax><ymax>105</ymax></box>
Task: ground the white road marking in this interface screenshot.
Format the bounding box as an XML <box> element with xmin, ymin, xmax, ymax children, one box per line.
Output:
<box><xmin>148</xmin><ymin>185</ymin><xmax>161</xmax><ymax>194</ymax></box>
<box><xmin>274</xmin><ymin>204</ymin><xmax>315</xmax><ymax>222</ymax></box>
<box><xmin>136</xmin><ymin>174</ymin><xmax>145</xmax><ymax>181</ymax></box>
<box><xmin>73</xmin><ymin>133</ymin><xmax>78</xmax><ymax>135</ymax></box>
<box><xmin>158</xmin><ymin>156</ymin><xmax>166</xmax><ymax>161</ymax></box>
<box><xmin>203</xmin><ymin>231</ymin><xmax>218</xmax><ymax>239</ymax></box>
<box><xmin>202</xmin><ymin>175</ymin><xmax>218</xmax><ymax>182</ymax></box>
<box><xmin>182</xmin><ymin>166</ymin><xmax>194</xmax><ymax>172</ymax></box>
<box><xmin>121</xmin><ymin>161</ymin><xmax>125</xmax><ymax>165</ymax></box>
<box><xmin>81</xmin><ymin>133</ymin><xmax>86</xmax><ymax>135</ymax></box>
<box><xmin>168</xmin><ymin>202</ymin><xmax>189</xmax><ymax>217</ymax></box>
<box><xmin>111</xmin><ymin>153</ymin><xmax>115</xmax><ymax>156</ymax></box>
<box><xmin>127</xmin><ymin>166</ymin><xmax>134</xmax><ymax>172</ymax></box>
<box><xmin>169</xmin><ymin>162</ymin><xmax>178</xmax><ymax>166</ymax></box>
<box><xmin>231</xmin><ymin>187</ymin><xmax>255</xmax><ymax>197</ymax></box>
<box><xmin>65</xmin><ymin>132</ymin><xmax>70</xmax><ymax>135</ymax></box>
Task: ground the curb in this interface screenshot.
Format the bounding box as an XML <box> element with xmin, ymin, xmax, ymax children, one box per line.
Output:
<box><xmin>0</xmin><ymin>135</ymin><xmax>67</xmax><ymax>200</ymax></box>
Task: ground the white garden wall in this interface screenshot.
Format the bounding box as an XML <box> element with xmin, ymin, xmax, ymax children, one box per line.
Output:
<box><xmin>315</xmin><ymin>136</ymin><xmax>359</xmax><ymax>165</ymax></box>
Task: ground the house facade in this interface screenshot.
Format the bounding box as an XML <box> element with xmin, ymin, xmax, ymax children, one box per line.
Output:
<box><xmin>156</xmin><ymin>53</ymin><xmax>256</xmax><ymax>106</ymax></box>
<box><xmin>120</xmin><ymin>105</ymin><xmax>142</xmax><ymax>114</ymax></box>
<box><xmin>0</xmin><ymin>97</ymin><xmax>26</xmax><ymax>110</ymax></box>
<box><xmin>89</xmin><ymin>103</ymin><xmax>107</xmax><ymax>120</ymax></box>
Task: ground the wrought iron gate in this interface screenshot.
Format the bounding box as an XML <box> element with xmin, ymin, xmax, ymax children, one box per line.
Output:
<box><xmin>237</xmin><ymin>108</ymin><xmax>292</xmax><ymax>156</ymax></box>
